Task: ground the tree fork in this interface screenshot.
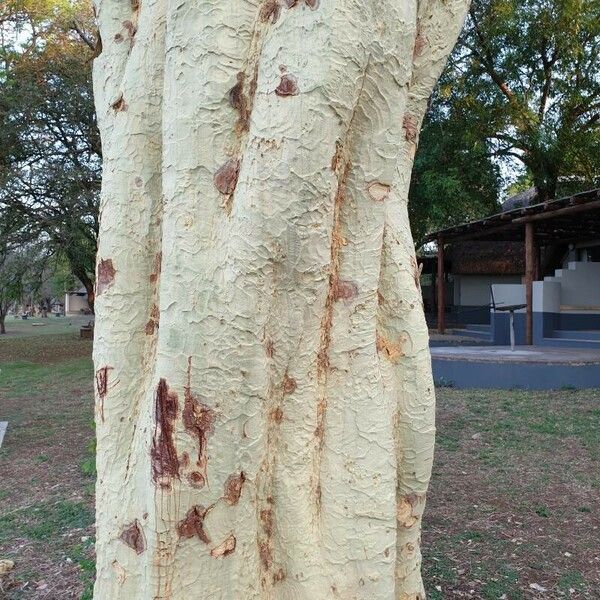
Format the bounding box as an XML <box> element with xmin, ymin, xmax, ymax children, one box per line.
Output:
<box><xmin>92</xmin><ymin>0</ymin><xmax>469</xmax><ymax>598</ymax></box>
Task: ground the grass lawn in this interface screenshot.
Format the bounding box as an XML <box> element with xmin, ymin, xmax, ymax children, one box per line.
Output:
<box><xmin>0</xmin><ymin>328</ymin><xmax>598</xmax><ymax>598</ymax></box>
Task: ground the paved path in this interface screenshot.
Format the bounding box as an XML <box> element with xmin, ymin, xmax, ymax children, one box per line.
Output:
<box><xmin>430</xmin><ymin>345</ymin><xmax>600</xmax><ymax>364</ymax></box>
<box><xmin>0</xmin><ymin>422</ymin><xmax>7</xmax><ymax>449</ymax></box>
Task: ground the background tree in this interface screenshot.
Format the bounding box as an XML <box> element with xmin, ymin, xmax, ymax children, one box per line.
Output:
<box><xmin>0</xmin><ymin>0</ymin><xmax>100</xmax><ymax>309</ymax></box>
<box><xmin>0</xmin><ymin>240</ymin><xmax>29</xmax><ymax>334</ymax></box>
<box><xmin>409</xmin><ymin>0</ymin><xmax>600</xmax><ymax>241</ymax></box>
<box><xmin>408</xmin><ymin>106</ymin><xmax>502</xmax><ymax>245</ymax></box>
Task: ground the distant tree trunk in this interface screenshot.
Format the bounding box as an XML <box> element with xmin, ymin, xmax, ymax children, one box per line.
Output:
<box><xmin>74</xmin><ymin>269</ymin><xmax>96</xmax><ymax>314</ymax></box>
<box><xmin>92</xmin><ymin>1</ymin><xmax>468</xmax><ymax>598</ymax></box>
<box><xmin>0</xmin><ymin>315</ymin><xmax>5</xmax><ymax>335</ymax></box>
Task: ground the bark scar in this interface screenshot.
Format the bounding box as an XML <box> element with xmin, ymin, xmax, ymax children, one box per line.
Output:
<box><xmin>224</xmin><ymin>472</ymin><xmax>246</xmax><ymax>505</ymax></box>
<box><xmin>177</xmin><ymin>505</ymin><xmax>210</xmax><ymax>543</ymax></box>
<box><xmin>119</xmin><ymin>519</ymin><xmax>146</xmax><ymax>554</ymax></box>
<box><xmin>150</xmin><ymin>378</ymin><xmax>180</xmax><ymax>486</ymax></box>
<box><xmin>211</xmin><ymin>534</ymin><xmax>236</xmax><ymax>557</ymax></box>
<box><xmin>96</xmin><ymin>259</ymin><xmax>116</xmax><ymax>295</ymax></box>
<box><xmin>95</xmin><ymin>366</ymin><xmax>114</xmax><ymax>422</ymax></box>
<box><xmin>183</xmin><ymin>357</ymin><xmax>216</xmax><ymax>485</ymax></box>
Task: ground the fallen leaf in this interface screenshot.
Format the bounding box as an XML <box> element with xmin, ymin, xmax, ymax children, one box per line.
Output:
<box><xmin>0</xmin><ymin>559</ymin><xmax>14</xmax><ymax>577</ymax></box>
<box><xmin>530</xmin><ymin>582</ymin><xmax>547</xmax><ymax>592</ymax></box>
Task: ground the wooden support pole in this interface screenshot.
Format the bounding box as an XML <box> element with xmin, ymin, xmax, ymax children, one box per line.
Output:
<box><xmin>437</xmin><ymin>235</ymin><xmax>446</xmax><ymax>334</ymax></box>
<box><xmin>525</xmin><ymin>222</ymin><xmax>535</xmax><ymax>345</ymax></box>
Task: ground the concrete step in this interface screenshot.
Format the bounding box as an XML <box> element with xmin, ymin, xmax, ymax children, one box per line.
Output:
<box><xmin>543</xmin><ymin>337</ymin><xmax>600</xmax><ymax>347</ymax></box>
<box><xmin>451</xmin><ymin>328</ymin><xmax>491</xmax><ymax>340</ymax></box>
<box><xmin>462</xmin><ymin>324</ymin><xmax>491</xmax><ymax>332</ymax></box>
<box><xmin>553</xmin><ymin>329</ymin><xmax>600</xmax><ymax>341</ymax></box>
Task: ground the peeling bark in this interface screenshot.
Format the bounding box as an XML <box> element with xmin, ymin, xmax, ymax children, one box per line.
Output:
<box><xmin>92</xmin><ymin>0</ymin><xmax>469</xmax><ymax>597</ymax></box>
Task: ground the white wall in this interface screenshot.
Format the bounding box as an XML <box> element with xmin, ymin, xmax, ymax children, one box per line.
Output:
<box><xmin>533</xmin><ymin>281</ymin><xmax>560</xmax><ymax>313</ymax></box>
<box><xmin>545</xmin><ymin>262</ymin><xmax>600</xmax><ymax>308</ymax></box>
<box><xmin>454</xmin><ymin>275</ymin><xmax>522</xmax><ymax>306</ymax></box>
<box><xmin>65</xmin><ymin>293</ymin><xmax>89</xmax><ymax>314</ymax></box>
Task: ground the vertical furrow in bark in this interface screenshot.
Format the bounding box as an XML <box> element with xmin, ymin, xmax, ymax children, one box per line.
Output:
<box><xmin>315</xmin><ymin>4</ymin><xmax>421</xmax><ymax>592</ymax></box>
<box><xmin>313</xmin><ymin>54</ymin><xmax>378</xmax><ymax>522</ymax></box>
<box><xmin>220</xmin><ymin>0</ymin><xmax>283</xmax><ymax>214</ymax></box>
<box><xmin>373</xmin><ymin>1</ymin><xmax>471</xmax><ymax>597</ymax></box>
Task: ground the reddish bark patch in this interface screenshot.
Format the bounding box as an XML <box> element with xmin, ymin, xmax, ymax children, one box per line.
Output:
<box><xmin>282</xmin><ymin>373</ymin><xmax>297</xmax><ymax>395</ymax></box>
<box><xmin>214</xmin><ymin>158</ymin><xmax>240</xmax><ymax>195</ymax></box>
<box><xmin>396</xmin><ymin>493</ymin><xmax>426</xmax><ymax>529</ymax></box>
<box><xmin>114</xmin><ymin>33</ymin><xmax>124</xmax><ymax>43</ymax></box>
<box><xmin>275</xmin><ymin>74</ymin><xmax>299</xmax><ymax>97</ymax></box>
<box><xmin>95</xmin><ymin>366</ymin><xmax>112</xmax><ymax>422</ymax></box>
<box><xmin>119</xmin><ymin>520</ymin><xmax>146</xmax><ymax>554</ymax></box>
<box><xmin>183</xmin><ymin>366</ymin><xmax>216</xmax><ymax>478</ymax></box>
<box><xmin>150</xmin><ymin>303</ymin><xmax>159</xmax><ymax>320</ymax></box>
<box><xmin>402</xmin><ymin>114</ymin><xmax>418</xmax><ymax>143</ymax></box>
<box><xmin>411</xmin><ymin>256</ymin><xmax>423</xmax><ymax>291</ymax></box>
<box><xmin>180</xmin><ymin>451</ymin><xmax>190</xmax><ymax>467</ymax></box>
<box><xmin>376</xmin><ymin>333</ymin><xmax>403</xmax><ymax>363</ymax></box>
<box><xmin>305</xmin><ymin>0</ymin><xmax>319</xmax><ymax>8</ymax></box>
<box><xmin>224</xmin><ymin>472</ymin><xmax>245</xmax><ymax>505</ymax></box>
<box><xmin>187</xmin><ymin>471</ymin><xmax>206</xmax><ymax>488</ymax></box>
<box><xmin>122</xmin><ymin>20</ymin><xmax>137</xmax><ymax>39</ymax></box>
<box><xmin>333</xmin><ymin>279</ymin><xmax>359</xmax><ymax>301</ymax></box>
<box><xmin>273</xmin><ymin>568</ymin><xmax>285</xmax><ymax>583</ymax></box>
<box><xmin>111</xmin><ymin>94</ymin><xmax>127</xmax><ymax>112</ymax></box>
<box><xmin>260</xmin><ymin>507</ymin><xmax>274</xmax><ymax>537</ymax></box>
<box><xmin>96</xmin><ymin>259</ymin><xmax>116</xmax><ymax>295</ymax></box>
<box><xmin>331</xmin><ymin>140</ymin><xmax>343</xmax><ymax>171</ymax></box>
<box><xmin>377</xmin><ymin>290</ymin><xmax>385</xmax><ymax>306</ymax></box>
<box><xmin>260</xmin><ymin>0</ymin><xmax>281</xmax><ymax>22</ymax></box>
<box><xmin>317</xmin><ymin>160</ymin><xmax>350</xmax><ymax>377</ymax></box>
<box><xmin>211</xmin><ymin>534</ymin><xmax>236</xmax><ymax>557</ymax></box>
<box><xmin>259</xmin><ymin>542</ymin><xmax>273</xmax><ymax>569</ymax></box>
<box><xmin>413</xmin><ymin>30</ymin><xmax>427</xmax><ymax>58</ymax></box>
<box><xmin>150</xmin><ymin>379</ymin><xmax>180</xmax><ymax>484</ymax></box>
<box><xmin>282</xmin><ymin>0</ymin><xmax>298</xmax><ymax>7</ymax></box>
<box><xmin>145</xmin><ymin>304</ymin><xmax>160</xmax><ymax>334</ymax></box>
<box><xmin>258</xmin><ymin>499</ymin><xmax>276</xmax><ymax>568</ymax></box>
<box><xmin>149</xmin><ymin>252</ymin><xmax>162</xmax><ymax>283</ymax></box>
<box><xmin>177</xmin><ymin>505</ymin><xmax>210</xmax><ymax>544</ymax></box>
<box><xmin>95</xmin><ymin>366</ymin><xmax>111</xmax><ymax>399</ymax></box>
<box><xmin>229</xmin><ymin>72</ymin><xmax>251</xmax><ymax>133</ymax></box>
<box><xmin>265</xmin><ymin>338</ymin><xmax>274</xmax><ymax>358</ymax></box>
<box><xmin>270</xmin><ymin>407</ymin><xmax>284</xmax><ymax>423</ymax></box>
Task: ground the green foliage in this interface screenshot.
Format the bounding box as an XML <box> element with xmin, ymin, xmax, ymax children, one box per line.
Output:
<box><xmin>0</xmin><ymin>0</ymin><xmax>99</xmax><ymax>309</ymax></box>
<box><xmin>445</xmin><ymin>0</ymin><xmax>599</xmax><ymax>200</ymax></box>
<box><xmin>410</xmin><ymin>115</ymin><xmax>501</xmax><ymax>245</ymax></box>
<box><xmin>411</xmin><ymin>0</ymin><xmax>599</xmax><ymax>242</ymax></box>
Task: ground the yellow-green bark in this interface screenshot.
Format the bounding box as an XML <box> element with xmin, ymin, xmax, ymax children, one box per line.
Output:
<box><xmin>92</xmin><ymin>1</ymin><xmax>469</xmax><ymax>598</ymax></box>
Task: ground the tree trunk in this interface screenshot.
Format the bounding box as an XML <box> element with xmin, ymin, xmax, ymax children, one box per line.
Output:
<box><xmin>82</xmin><ymin>276</ymin><xmax>96</xmax><ymax>314</ymax></box>
<box><xmin>0</xmin><ymin>315</ymin><xmax>5</xmax><ymax>335</ymax></box>
<box><xmin>92</xmin><ymin>1</ymin><xmax>468</xmax><ymax>598</ymax></box>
